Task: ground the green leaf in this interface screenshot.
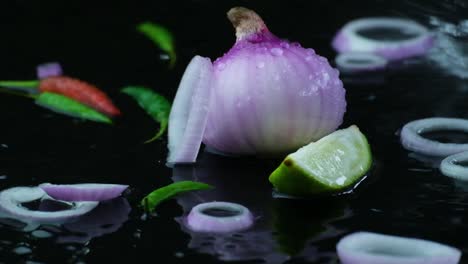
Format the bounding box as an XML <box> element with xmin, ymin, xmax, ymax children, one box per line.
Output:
<box><xmin>121</xmin><ymin>86</ymin><xmax>171</xmax><ymax>143</ymax></box>
<box><xmin>141</xmin><ymin>181</ymin><xmax>214</xmax><ymax>213</ymax></box>
<box><xmin>137</xmin><ymin>22</ymin><xmax>176</xmax><ymax>68</ymax></box>
<box><xmin>35</xmin><ymin>92</ymin><xmax>112</xmax><ymax>124</ymax></box>
<box><xmin>0</xmin><ymin>80</ymin><xmax>39</xmax><ymax>92</ymax></box>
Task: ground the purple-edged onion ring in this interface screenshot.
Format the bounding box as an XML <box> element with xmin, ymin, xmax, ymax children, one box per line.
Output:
<box><xmin>337</xmin><ymin>232</ymin><xmax>461</xmax><ymax>264</ymax></box>
<box><xmin>440</xmin><ymin>151</ymin><xmax>468</xmax><ymax>180</ymax></box>
<box><xmin>332</xmin><ymin>17</ymin><xmax>434</xmax><ymax>60</ymax></box>
<box><xmin>185</xmin><ymin>201</ymin><xmax>254</xmax><ymax>233</ymax></box>
<box><xmin>37</xmin><ymin>62</ymin><xmax>63</xmax><ymax>79</ymax></box>
<box><xmin>335</xmin><ymin>52</ymin><xmax>387</xmax><ymax>72</ymax></box>
<box><xmin>0</xmin><ymin>187</ymin><xmax>98</xmax><ymax>223</ymax></box>
<box><xmin>400</xmin><ymin>117</ymin><xmax>468</xmax><ymax>157</ymax></box>
<box><xmin>167</xmin><ymin>56</ymin><xmax>213</xmax><ymax>165</ymax></box>
<box><xmin>39</xmin><ymin>183</ymin><xmax>128</xmax><ymax>202</ymax></box>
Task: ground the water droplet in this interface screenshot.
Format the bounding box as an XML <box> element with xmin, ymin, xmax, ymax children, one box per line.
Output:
<box><xmin>270</xmin><ymin>47</ymin><xmax>283</xmax><ymax>56</ymax></box>
<box><xmin>1</xmin><ymin>144</ymin><xmax>8</xmax><ymax>148</ymax></box>
<box><xmin>175</xmin><ymin>251</ymin><xmax>185</xmax><ymax>258</ymax></box>
<box><xmin>32</xmin><ymin>230</ymin><xmax>53</xmax><ymax>238</ymax></box>
<box><xmin>66</xmin><ymin>245</ymin><xmax>76</xmax><ymax>251</ymax></box>
<box><xmin>306</xmin><ymin>48</ymin><xmax>315</xmax><ymax>55</ymax></box>
<box><xmin>305</xmin><ymin>56</ymin><xmax>314</xmax><ymax>62</ymax></box>
<box><xmin>14</xmin><ymin>246</ymin><xmax>32</xmax><ymax>255</ymax></box>
<box><xmin>318</xmin><ymin>56</ymin><xmax>328</xmax><ymax>63</ymax></box>
<box><xmin>159</xmin><ymin>54</ymin><xmax>170</xmax><ymax>60</ymax></box>
<box><xmin>256</xmin><ymin>62</ymin><xmax>265</xmax><ymax>69</ymax></box>
<box><xmin>279</xmin><ymin>43</ymin><xmax>289</xmax><ymax>50</ymax></box>
<box><xmin>291</xmin><ymin>42</ymin><xmax>301</xmax><ymax>47</ymax></box>
<box><xmin>323</xmin><ymin>72</ymin><xmax>330</xmax><ymax>82</ymax></box>
<box><xmin>217</xmin><ymin>62</ymin><xmax>226</xmax><ymax>71</ymax></box>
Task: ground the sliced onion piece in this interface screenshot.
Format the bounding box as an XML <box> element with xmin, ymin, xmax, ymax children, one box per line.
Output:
<box><xmin>337</xmin><ymin>232</ymin><xmax>461</xmax><ymax>264</ymax></box>
<box><xmin>167</xmin><ymin>56</ymin><xmax>213</xmax><ymax>164</ymax></box>
<box><xmin>0</xmin><ymin>187</ymin><xmax>98</xmax><ymax>223</ymax></box>
<box><xmin>400</xmin><ymin>117</ymin><xmax>468</xmax><ymax>157</ymax></box>
<box><xmin>37</xmin><ymin>62</ymin><xmax>63</xmax><ymax>79</ymax></box>
<box><xmin>39</xmin><ymin>183</ymin><xmax>128</xmax><ymax>202</ymax></box>
<box><xmin>185</xmin><ymin>201</ymin><xmax>254</xmax><ymax>233</ymax></box>
<box><xmin>332</xmin><ymin>17</ymin><xmax>434</xmax><ymax>60</ymax></box>
<box><xmin>335</xmin><ymin>52</ymin><xmax>387</xmax><ymax>72</ymax></box>
<box><xmin>440</xmin><ymin>151</ymin><xmax>468</xmax><ymax>180</ymax></box>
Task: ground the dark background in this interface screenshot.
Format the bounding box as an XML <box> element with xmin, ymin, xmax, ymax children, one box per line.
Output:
<box><xmin>0</xmin><ymin>0</ymin><xmax>467</xmax><ymax>263</ymax></box>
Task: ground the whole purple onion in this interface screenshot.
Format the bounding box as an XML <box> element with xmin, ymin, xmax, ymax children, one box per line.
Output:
<box><xmin>202</xmin><ymin>7</ymin><xmax>346</xmax><ymax>155</ymax></box>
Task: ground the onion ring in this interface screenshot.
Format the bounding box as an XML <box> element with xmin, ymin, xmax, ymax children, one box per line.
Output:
<box><xmin>337</xmin><ymin>231</ymin><xmax>461</xmax><ymax>264</ymax></box>
<box><xmin>335</xmin><ymin>52</ymin><xmax>387</xmax><ymax>72</ymax></box>
<box><xmin>0</xmin><ymin>187</ymin><xmax>98</xmax><ymax>223</ymax></box>
<box><xmin>332</xmin><ymin>17</ymin><xmax>434</xmax><ymax>60</ymax></box>
<box><xmin>440</xmin><ymin>151</ymin><xmax>468</xmax><ymax>180</ymax></box>
<box><xmin>167</xmin><ymin>56</ymin><xmax>213</xmax><ymax>165</ymax></box>
<box><xmin>185</xmin><ymin>201</ymin><xmax>254</xmax><ymax>233</ymax></box>
<box><xmin>400</xmin><ymin>117</ymin><xmax>468</xmax><ymax>157</ymax></box>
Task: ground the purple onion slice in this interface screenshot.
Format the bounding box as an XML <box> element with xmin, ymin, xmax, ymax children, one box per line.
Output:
<box><xmin>39</xmin><ymin>183</ymin><xmax>129</xmax><ymax>202</ymax></box>
<box><xmin>337</xmin><ymin>231</ymin><xmax>461</xmax><ymax>264</ymax></box>
<box><xmin>400</xmin><ymin>117</ymin><xmax>468</xmax><ymax>157</ymax></box>
<box><xmin>335</xmin><ymin>52</ymin><xmax>387</xmax><ymax>72</ymax></box>
<box><xmin>167</xmin><ymin>56</ymin><xmax>213</xmax><ymax>165</ymax></box>
<box><xmin>37</xmin><ymin>62</ymin><xmax>63</xmax><ymax>79</ymax></box>
<box><xmin>185</xmin><ymin>201</ymin><xmax>254</xmax><ymax>233</ymax></box>
<box><xmin>332</xmin><ymin>17</ymin><xmax>434</xmax><ymax>60</ymax></box>
<box><xmin>0</xmin><ymin>187</ymin><xmax>98</xmax><ymax>223</ymax></box>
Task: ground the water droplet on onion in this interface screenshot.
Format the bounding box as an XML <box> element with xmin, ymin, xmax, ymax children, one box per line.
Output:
<box><xmin>270</xmin><ymin>48</ymin><xmax>283</xmax><ymax>56</ymax></box>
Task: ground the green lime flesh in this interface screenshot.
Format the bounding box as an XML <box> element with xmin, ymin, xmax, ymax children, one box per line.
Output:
<box><xmin>269</xmin><ymin>125</ymin><xmax>372</xmax><ymax>196</ymax></box>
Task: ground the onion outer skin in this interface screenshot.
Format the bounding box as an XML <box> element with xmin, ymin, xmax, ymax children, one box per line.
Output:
<box><xmin>203</xmin><ymin>11</ymin><xmax>346</xmax><ymax>155</ymax></box>
<box><xmin>440</xmin><ymin>151</ymin><xmax>468</xmax><ymax>180</ymax></box>
<box><xmin>185</xmin><ymin>201</ymin><xmax>254</xmax><ymax>233</ymax></box>
<box><xmin>39</xmin><ymin>183</ymin><xmax>129</xmax><ymax>202</ymax></box>
<box><xmin>400</xmin><ymin>117</ymin><xmax>468</xmax><ymax>157</ymax></box>
<box><xmin>167</xmin><ymin>56</ymin><xmax>213</xmax><ymax>164</ymax></box>
<box><xmin>337</xmin><ymin>231</ymin><xmax>461</xmax><ymax>264</ymax></box>
<box><xmin>0</xmin><ymin>187</ymin><xmax>98</xmax><ymax>223</ymax></box>
<box><xmin>332</xmin><ymin>17</ymin><xmax>434</xmax><ymax>60</ymax></box>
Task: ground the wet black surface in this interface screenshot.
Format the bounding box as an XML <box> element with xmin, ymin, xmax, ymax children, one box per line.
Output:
<box><xmin>0</xmin><ymin>0</ymin><xmax>468</xmax><ymax>263</ymax></box>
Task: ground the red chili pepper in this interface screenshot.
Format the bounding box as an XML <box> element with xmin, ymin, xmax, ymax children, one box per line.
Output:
<box><xmin>39</xmin><ymin>76</ymin><xmax>121</xmax><ymax>116</ymax></box>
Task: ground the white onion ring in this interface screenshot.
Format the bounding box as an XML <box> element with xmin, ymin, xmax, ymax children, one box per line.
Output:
<box><xmin>167</xmin><ymin>56</ymin><xmax>213</xmax><ymax>165</ymax></box>
<box><xmin>0</xmin><ymin>187</ymin><xmax>98</xmax><ymax>223</ymax></box>
<box><xmin>440</xmin><ymin>151</ymin><xmax>468</xmax><ymax>180</ymax></box>
<box><xmin>335</xmin><ymin>52</ymin><xmax>387</xmax><ymax>72</ymax></box>
<box><xmin>185</xmin><ymin>201</ymin><xmax>254</xmax><ymax>233</ymax></box>
<box><xmin>39</xmin><ymin>183</ymin><xmax>128</xmax><ymax>202</ymax></box>
<box><xmin>337</xmin><ymin>232</ymin><xmax>461</xmax><ymax>264</ymax></box>
<box><xmin>332</xmin><ymin>17</ymin><xmax>434</xmax><ymax>60</ymax></box>
<box><xmin>400</xmin><ymin>118</ymin><xmax>468</xmax><ymax>157</ymax></box>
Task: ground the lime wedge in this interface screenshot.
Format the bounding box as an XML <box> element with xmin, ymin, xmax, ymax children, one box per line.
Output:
<box><xmin>269</xmin><ymin>125</ymin><xmax>372</xmax><ymax>196</ymax></box>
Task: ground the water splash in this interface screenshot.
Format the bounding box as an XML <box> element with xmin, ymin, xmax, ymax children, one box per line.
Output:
<box><xmin>427</xmin><ymin>17</ymin><xmax>468</xmax><ymax>79</ymax></box>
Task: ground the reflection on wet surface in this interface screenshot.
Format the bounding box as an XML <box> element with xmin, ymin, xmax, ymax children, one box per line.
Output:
<box><xmin>0</xmin><ymin>0</ymin><xmax>468</xmax><ymax>263</ymax></box>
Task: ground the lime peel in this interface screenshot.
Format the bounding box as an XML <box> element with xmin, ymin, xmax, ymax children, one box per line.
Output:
<box><xmin>269</xmin><ymin>125</ymin><xmax>372</xmax><ymax>196</ymax></box>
